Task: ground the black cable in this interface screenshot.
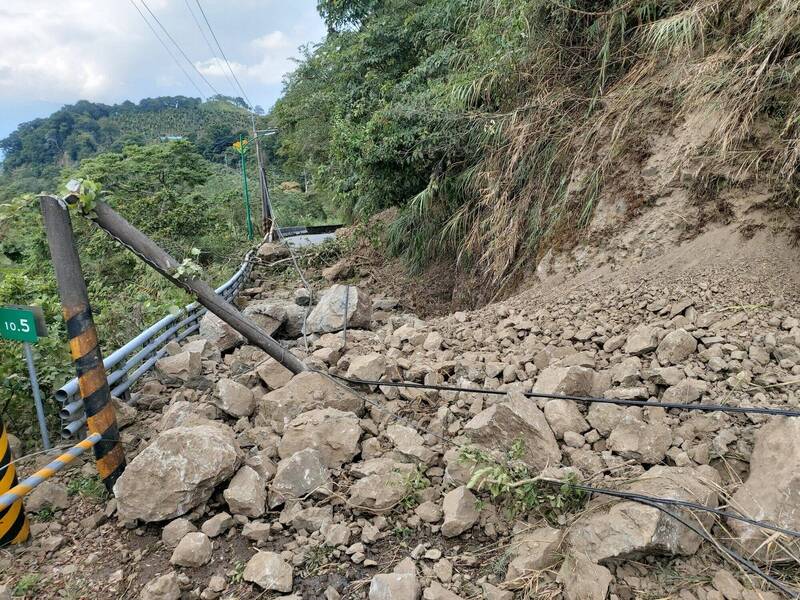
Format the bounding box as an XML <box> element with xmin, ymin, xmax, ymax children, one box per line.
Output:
<box><xmin>183</xmin><ymin>0</ymin><xmax>239</xmax><ymax>96</ymax></box>
<box><xmin>632</xmin><ymin>496</ymin><xmax>799</xmax><ymax>599</ymax></box>
<box><xmin>128</xmin><ymin>0</ymin><xmax>207</xmax><ymax>99</ymax></box>
<box><xmin>139</xmin><ymin>0</ymin><xmax>223</xmax><ymax>97</ymax></box>
<box><xmin>193</xmin><ymin>0</ymin><xmax>254</xmax><ymax>108</ymax></box>
<box><xmin>333</xmin><ymin>375</ymin><xmax>800</xmax><ymax>418</ymax></box>
<box><xmin>320</xmin><ymin>371</ymin><xmax>800</xmax><ymax>539</ymax></box>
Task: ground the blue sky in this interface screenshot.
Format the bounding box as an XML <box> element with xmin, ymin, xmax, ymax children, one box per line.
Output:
<box><xmin>0</xmin><ymin>0</ymin><xmax>326</xmax><ymax>140</ymax></box>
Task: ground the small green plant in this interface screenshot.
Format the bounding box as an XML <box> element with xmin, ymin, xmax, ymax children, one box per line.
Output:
<box><xmin>463</xmin><ymin>441</ymin><xmax>587</xmax><ymax>523</ymax></box>
<box><xmin>14</xmin><ymin>573</ymin><xmax>41</xmax><ymax>596</ymax></box>
<box><xmin>64</xmin><ymin>178</ymin><xmax>102</xmax><ymax>213</ymax></box>
<box><xmin>301</xmin><ymin>544</ymin><xmax>335</xmax><ymax>577</ymax></box>
<box><xmin>67</xmin><ymin>475</ymin><xmax>108</xmax><ymax>502</ymax></box>
<box><xmin>400</xmin><ymin>465</ymin><xmax>430</xmax><ymax>509</ymax></box>
<box><xmin>393</xmin><ymin>525</ymin><xmax>413</xmax><ymax>540</ymax></box>
<box><xmin>230</xmin><ymin>560</ymin><xmax>246</xmax><ymax>584</ymax></box>
<box><xmin>32</xmin><ymin>506</ymin><xmax>55</xmax><ymax>522</ymax></box>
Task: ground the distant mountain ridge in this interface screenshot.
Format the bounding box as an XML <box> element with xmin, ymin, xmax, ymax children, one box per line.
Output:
<box><xmin>0</xmin><ymin>95</ymin><xmax>259</xmax><ymax>172</ymax></box>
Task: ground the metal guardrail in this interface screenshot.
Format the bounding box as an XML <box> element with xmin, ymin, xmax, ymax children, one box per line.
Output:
<box><xmin>56</xmin><ymin>249</ymin><xmax>254</xmax><ymax>438</ymax></box>
<box><xmin>55</xmin><ymin>225</ymin><xmax>343</xmax><ymax>439</ymax></box>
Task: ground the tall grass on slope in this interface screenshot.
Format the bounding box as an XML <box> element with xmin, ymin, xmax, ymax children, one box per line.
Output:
<box><xmin>390</xmin><ymin>0</ymin><xmax>800</xmax><ymax>286</ymax></box>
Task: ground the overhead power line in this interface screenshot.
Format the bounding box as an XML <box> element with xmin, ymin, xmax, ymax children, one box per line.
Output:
<box><xmin>183</xmin><ymin>0</ymin><xmax>239</xmax><ymax>98</ymax></box>
<box><xmin>193</xmin><ymin>0</ymin><xmax>254</xmax><ymax>109</ymax></box>
<box><xmin>139</xmin><ymin>0</ymin><xmax>223</xmax><ymax>98</ymax></box>
<box><xmin>128</xmin><ymin>0</ymin><xmax>207</xmax><ymax>99</ymax></box>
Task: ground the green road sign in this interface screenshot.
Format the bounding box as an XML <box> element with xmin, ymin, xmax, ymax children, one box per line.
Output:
<box><xmin>0</xmin><ymin>306</ymin><xmax>47</xmax><ymax>343</ymax></box>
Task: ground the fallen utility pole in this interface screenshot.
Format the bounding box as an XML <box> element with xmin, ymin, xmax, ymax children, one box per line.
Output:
<box><xmin>40</xmin><ymin>195</ymin><xmax>126</xmax><ymax>491</ymax></box>
<box><xmin>57</xmin><ymin>195</ymin><xmax>307</xmax><ymax>375</ymax></box>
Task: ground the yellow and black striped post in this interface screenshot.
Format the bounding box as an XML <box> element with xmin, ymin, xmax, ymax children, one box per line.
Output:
<box><xmin>40</xmin><ymin>195</ymin><xmax>126</xmax><ymax>491</ymax></box>
<box><xmin>0</xmin><ymin>416</ymin><xmax>30</xmax><ymax>547</ymax></box>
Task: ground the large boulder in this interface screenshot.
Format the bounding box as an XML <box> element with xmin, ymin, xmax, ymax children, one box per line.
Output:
<box><xmin>567</xmin><ymin>465</ymin><xmax>720</xmax><ymax>562</ymax></box>
<box><xmin>305</xmin><ymin>284</ymin><xmax>372</xmax><ymax>334</ymax></box>
<box><xmin>278</xmin><ymin>408</ymin><xmax>362</xmax><ymax>468</ymax></box>
<box><xmin>463</xmin><ymin>392</ymin><xmax>561</xmax><ymax>471</ymax></box>
<box><xmin>114</xmin><ymin>426</ymin><xmax>241</xmax><ymax>522</ymax></box>
<box><xmin>728</xmin><ymin>417</ymin><xmax>800</xmax><ymax>562</ymax></box>
<box><xmin>199</xmin><ymin>312</ymin><xmax>244</xmax><ymax>352</ymax></box>
<box><xmin>258</xmin><ymin>371</ymin><xmax>364</xmax><ymax>433</ymax></box>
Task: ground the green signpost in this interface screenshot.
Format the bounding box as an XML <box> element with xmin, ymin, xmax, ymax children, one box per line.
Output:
<box><xmin>0</xmin><ymin>306</ymin><xmax>50</xmax><ymax>449</ymax></box>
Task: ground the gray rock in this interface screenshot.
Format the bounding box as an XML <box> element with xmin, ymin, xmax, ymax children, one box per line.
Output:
<box><xmin>729</xmin><ymin>417</ymin><xmax>800</xmax><ymax>562</ymax></box>
<box><xmin>624</xmin><ymin>325</ymin><xmax>660</xmax><ymax>356</ymax></box>
<box><xmin>369</xmin><ymin>573</ymin><xmax>421</xmax><ymax>600</ymax></box>
<box><xmin>544</xmin><ymin>399</ymin><xmax>590</xmax><ymax>439</ymax></box>
<box><xmin>557</xmin><ymin>554</ymin><xmax>612</xmax><ymax>600</ymax></box>
<box><xmin>661</xmin><ymin>378</ymin><xmax>707</xmax><ymax>404</ymax></box>
<box><xmin>243</xmin><ymin>552</ymin><xmax>293</xmax><ymax>592</ymax></box>
<box><xmin>481</xmin><ymin>582</ymin><xmax>513</xmax><ymax>600</ymax></box>
<box><xmin>269</xmin><ymin>448</ymin><xmax>330</xmax><ymax>508</ymax></box>
<box><xmin>259</xmin><ymin>371</ymin><xmax>364</xmax><ymax>433</ymax></box>
<box><xmin>162</xmin><ymin>518</ymin><xmax>197</xmax><ymax>548</ymax></box>
<box><xmin>586</xmin><ymin>403</ymin><xmax>625</xmax><ymax>436</ymax></box>
<box><xmin>155</xmin><ymin>351</ymin><xmax>202</xmax><ymax>383</ymax></box>
<box><xmin>279</xmin><ymin>408</ymin><xmax>362</xmax><ymax>468</ymax></box>
<box><xmin>112</xmin><ymin>397</ymin><xmax>138</xmax><ymax>429</ymax></box>
<box><xmin>257</xmin><ymin>242</ymin><xmax>290</xmax><ymax>261</ymax></box>
<box><xmin>567</xmin><ymin>465</ymin><xmax>720</xmax><ymax>562</ymax></box>
<box><xmin>386</xmin><ymin>424</ymin><xmax>436</xmax><ymax>464</ymax></box>
<box><xmin>607</xmin><ymin>415</ymin><xmax>672</xmax><ymax>464</ymax></box>
<box><xmin>291</xmin><ymin>506</ymin><xmax>333</xmax><ymax>532</ymax></box>
<box><xmin>199</xmin><ymin>312</ymin><xmax>244</xmax><ymax>352</ymax></box>
<box><xmin>464</xmin><ymin>392</ymin><xmax>561</xmax><ymax>471</ymax></box>
<box><xmin>114</xmin><ymin>425</ymin><xmax>241</xmax><ymax>522</ymax></box>
<box><xmin>441</xmin><ymin>486</ymin><xmax>479</xmax><ymax>538</ymax></box>
<box><xmin>306</xmin><ymin>284</ymin><xmax>372</xmax><ymax>334</ymax></box>
<box><xmin>242</xmin><ymin>301</ymin><xmax>285</xmax><ymax>336</ymax></box>
<box><xmin>422</xmin><ymin>582</ymin><xmax>464</xmax><ymax>600</ymax></box>
<box><xmin>347</xmin><ymin>353</ymin><xmax>387</xmax><ymax>381</ymax></box>
<box><xmin>611</xmin><ymin>357</ymin><xmax>642</xmax><ymax>386</ymax></box>
<box><xmin>26</xmin><ymin>481</ymin><xmax>69</xmax><ymax>513</ymax></box>
<box><xmin>224</xmin><ymin>466</ymin><xmax>266</xmax><ymax>517</ymax></box>
<box><xmin>140</xmin><ymin>572</ymin><xmax>181</xmax><ymax>600</ymax></box>
<box><xmin>504</xmin><ymin>526</ymin><xmax>562</xmax><ymax>585</ymax></box>
<box><xmin>349</xmin><ymin>457</ymin><xmax>416</xmax><ymax>511</ymax></box>
<box><xmin>534</xmin><ymin>366</ymin><xmax>594</xmax><ymax>396</ymax></box>
<box><xmin>256</xmin><ymin>358</ymin><xmax>294</xmax><ymax>390</ymax></box>
<box><xmin>656</xmin><ymin>329</ymin><xmax>697</xmax><ymax>365</ymax></box>
<box><xmin>170</xmin><ymin>532</ymin><xmax>212</xmax><ymax>567</ymax></box>
<box><xmin>214</xmin><ymin>379</ymin><xmax>256</xmax><ymax>418</ymax></box>
<box><xmin>201</xmin><ymin>512</ymin><xmax>234</xmax><ymax>538</ymax></box>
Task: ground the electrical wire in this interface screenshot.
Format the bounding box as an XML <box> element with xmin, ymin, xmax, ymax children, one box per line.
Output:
<box><xmin>128</xmin><ymin>0</ymin><xmax>207</xmax><ymax>99</ymax></box>
<box><xmin>332</xmin><ymin>375</ymin><xmax>800</xmax><ymax>418</ymax></box>
<box><xmin>193</xmin><ymin>0</ymin><xmax>254</xmax><ymax>108</ymax></box>
<box><xmin>183</xmin><ymin>0</ymin><xmax>239</xmax><ymax>97</ymax></box>
<box><xmin>139</xmin><ymin>0</ymin><xmax>223</xmax><ymax>97</ymax></box>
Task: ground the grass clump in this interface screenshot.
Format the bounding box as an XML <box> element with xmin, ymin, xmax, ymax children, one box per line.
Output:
<box><xmin>461</xmin><ymin>440</ymin><xmax>587</xmax><ymax>524</ymax></box>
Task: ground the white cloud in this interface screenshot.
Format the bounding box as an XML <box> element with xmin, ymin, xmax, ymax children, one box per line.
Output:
<box><xmin>252</xmin><ymin>31</ymin><xmax>292</xmax><ymax>50</ymax></box>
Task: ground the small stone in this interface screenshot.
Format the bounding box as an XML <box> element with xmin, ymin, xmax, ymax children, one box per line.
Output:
<box><xmin>140</xmin><ymin>572</ymin><xmax>181</xmax><ymax>600</ymax></box>
<box><xmin>656</xmin><ymin>329</ymin><xmax>697</xmax><ymax>365</ymax></box>
<box><xmin>557</xmin><ymin>554</ymin><xmax>612</xmax><ymax>600</ymax></box>
<box><xmin>201</xmin><ymin>512</ymin><xmax>234</xmax><ymax>538</ymax></box>
<box><xmin>441</xmin><ymin>486</ymin><xmax>479</xmax><ymax>538</ymax></box>
<box><xmin>368</xmin><ymin>573</ymin><xmax>421</xmax><ymax>600</ymax></box>
<box><xmin>26</xmin><ymin>481</ymin><xmax>69</xmax><ymax>513</ymax></box>
<box><xmin>243</xmin><ymin>552</ymin><xmax>294</xmax><ymax>592</ymax></box>
<box><xmin>170</xmin><ymin>532</ymin><xmax>212</xmax><ymax>567</ymax></box>
<box><xmin>224</xmin><ymin>465</ymin><xmax>267</xmax><ymax>517</ymax></box>
<box><xmin>162</xmin><ymin>518</ymin><xmax>197</xmax><ymax>548</ymax></box>
<box><xmin>214</xmin><ymin>379</ymin><xmax>255</xmax><ymax>417</ymax></box>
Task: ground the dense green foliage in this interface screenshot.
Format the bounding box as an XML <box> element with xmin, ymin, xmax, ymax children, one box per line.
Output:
<box><xmin>0</xmin><ymin>96</ymin><xmax>253</xmax><ymax>172</ymax></box>
<box><xmin>276</xmin><ymin>0</ymin><xmax>800</xmax><ymax>278</ymax></box>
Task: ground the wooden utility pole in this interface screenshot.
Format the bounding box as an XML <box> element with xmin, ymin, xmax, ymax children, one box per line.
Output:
<box><xmin>57</xmin><ymin>196</ymin><xmax>307</xmax><ymax>375</ymax></box>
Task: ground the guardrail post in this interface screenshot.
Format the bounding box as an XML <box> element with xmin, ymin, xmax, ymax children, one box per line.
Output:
<box><xmin>0</xmin><ymin>416</ymin><xmax>30</xmax><ymax>547</ymax></box>
<box><xmin>39</xmin><ymin>196</ymin><xmax>126</xmax><ymax>491</ymax></box>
